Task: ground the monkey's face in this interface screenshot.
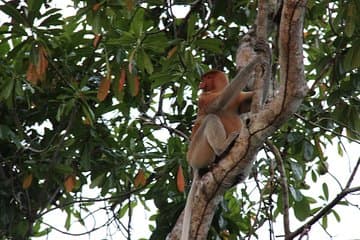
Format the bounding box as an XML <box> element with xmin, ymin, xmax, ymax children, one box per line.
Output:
<box><xmin>199</xmin><ymin>74</ymin><xmax>214</xmax><ymax>92</ymax></box>
<box><xmin>200</xmin><ymin>71</ymin><xmax>228</xmax><ymax>92</ymax></box>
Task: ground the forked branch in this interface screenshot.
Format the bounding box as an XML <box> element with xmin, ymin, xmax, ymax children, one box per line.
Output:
<box><xmin>168</xmin><ymin>1</ymin><xmax>307</xmax><ymax>239</ymax></box>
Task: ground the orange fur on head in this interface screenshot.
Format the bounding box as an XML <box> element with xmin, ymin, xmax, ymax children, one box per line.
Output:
<box><xmin>190</xmin><ymin>70</ymin><xmax>253</xmax><ymax>139</ymax></box>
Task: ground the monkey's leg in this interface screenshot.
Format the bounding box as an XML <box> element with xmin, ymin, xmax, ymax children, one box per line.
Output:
<box><xmin>204</xmin><ymin>114</ymin><xmax>239</xmax><ymax>156</ymax></box>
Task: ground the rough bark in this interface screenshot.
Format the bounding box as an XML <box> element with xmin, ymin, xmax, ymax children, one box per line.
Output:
<box><xmin>167</xmin><ymin>0</ymin><xmax>307</xmax><ymax>239</ymax></box>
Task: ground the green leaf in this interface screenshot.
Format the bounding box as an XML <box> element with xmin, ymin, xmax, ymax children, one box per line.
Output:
<box><xmin>290</xmin><ymin>161</ymin><xmax>303</xmax><ymax>180</ymax></box>
<box><xmin>294</xmin><ymin>197</ymin><xmax>311</xmax><ymax>221</ymax></box>
<box><xmin>311</xmin><ymin>170</ymin><xmax>317</xmax><ymax>182</ymax></box>
<box><xmin>7</xmin><ymin>38</ymin><xmax>31</xmax><ymax>60</ymax></box>
<box><xmin>187</xmin><ymin>13</ymin><xmax>197</xmax><ymax>41</ymax></box>
<box><xmin>287</xmin><ymin>132</ymin><xmax>299</xmax><ymax>143</ymax></box>
<box><xmin>41</xmin><ymin>7</ymin><xmax>62</xmax><ymax>18</ymax></box>
<box><xmin>352</xmin><ymin>43</ymin><xmax>360</xmax><ymax>69</ymax></box>
<box><xmin>194</xmin><ymin>38</ymin><xmax>223</xmax><ymax>53</ymax></box>
<box><xmin>346</xmin><ymin>106</ymin><xmax>359</xmax><ymax>139</ymax></box>
<box><xmin>127</xmin><ymin>73</ymin><xmax>139</xmax><ymax>96</ymax></box>
<box><xmin>64</xmin><ymin>212</ymin><xmax>71</xmax><ymax>230</ymax></box>
<box><xmin>73</xmin><ymin>211</ymin><xmax>85</xmax><ymax>226</ymax></box>
<box><xmin>344</xmin><ymin>42</ymin><xmax>360</xmax><ymax>71</ymax></box>
<box><xmin>80</xmin><ymin>101</ymin><xmax>95</xmax><ymax>126</ymax></box>
<box><xmin>39</xmin><ymin>13</ymin><xmax>63</xmax><ymax>27</ymax></box>
<box><xmin>142</xmin><ymin>32</ymin><xmax>168</xmax><ymax>53</ymax></box>
<box><xmin>93</xmin><ymin>12</ymin><xmax>102</xmax><ymax>34</ymax></box>
<box><xmin>90</xmin><ymin>173</ymin><xmax>106</xmax><ymax>188</ymax></box>
<box><xmin>289</xmin><ymin>186</ymin><xmax>303</xmax><ymax>202</ymax></box>
<box><xmin>167</xmin><ymin>136</ymin><xmax>182</xmax><ymax>155</ymax></box>
<box><xmin>150</xmin><ymin>71</ymin><xmax>177</xmax><ymax>88</ymax></box>
<box><xmin>322</xmin><ymin>215</ymin><xmax>328</xmax><ymax>229</ymax></box>
<box><xmin>344</xmin><ymin>47</ymin><xmax>355</xmax><ymax>72</ymax></box>
<box><xmin>54</xmin><ymin>164</ymin><xmax>74</xmax><ymax>174</ymax></box>
<box><xmin>310</xmin><ymin>206</ymin><xmax>322</xmax><ymax>215</ymax></box>
<box><xmin>0</xmin><ymin>125</ymin><xmax>19</xmax><ymax>147</ymax></box>
<box><xmin>107</xmin><ymin>31</ymin><xmax>136</xmax><ymax>46</ymax></box>
<box><xmin>118</xmin><ymin>203</ymin><xmax>129</xmax><ymax>218</ymax></box>
<box><xmin>322</xmin><ymin>182</ymin><xmax>329</xmax><ymax>201</ymax></box>
<box><xmin>345</xmin><ymin>3</ymin><xmax>356</xmax><ymax>37</ymax></box>
<box><xmin>27</xmin><ymin>0</ymin><xmax>43</xmax><ymax>13</ymax></box>
<box><xmin>14</xmin><ymin>220</ymin><xmax>29</xmax><ymax>238</ymax></box>
<box><xmin>337</xmin><ymin>142</ymin><xmax>343</xmax><ymax>156</ymax></box>
<box><xmin>140</xmin><ymin>49</ymin><xmax>153</xmax><ymax>74</ymax></box>
<box><xmin>338</xmin><ymin>200</ymin><xmax>349</xmax><ymax>206</ymax></box>
<box><xmin>332</xmin><ymin>209</ymin><xmax>341</xmax><ymax>222</ymax></box>
<box><xmin>303</xmin><ymin>141</ymin><xmax>314</xmax><ymax>161</ymax></box>
<box><xmin>34</xmin><ymin>229</ymin><xmax>51</xmax><ymax>237</ymax></box>
<box><xmin>0</xmin><ymin>4</ymin><xmax>29</xmax><ymax>26</ymax></box>
<box><xmin>327</xmin><ymin>90</ymin><xmax>341</xmax><ymax>106</ymax></box>
<box><xmin>130</xmin><ymin>8</ymin><xmax>145</xmax><ymax>37</ymax></box>
<box><xmin>0</xmin><ymin>78</ymin><xmax>15</xmax><ymax>100</ymax></box>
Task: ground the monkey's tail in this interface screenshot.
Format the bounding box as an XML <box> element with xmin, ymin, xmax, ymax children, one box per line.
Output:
<box><xmin>181</xmin><ymin>171</ymin><xmax>199</xmax><ymax>240</ymax></box>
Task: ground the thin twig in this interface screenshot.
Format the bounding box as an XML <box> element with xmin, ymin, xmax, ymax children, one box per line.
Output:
<box><xmin>127</xmin><ymin>183</ymin><xmax>132</xmax><ymax>240</ymax></box>
<box><xmin>51</xmin><ymin>107</ymin><xmax>78</xmax><ymax>163</ymax></box>
<box><xmin>295</xmin><ymin>113</ymin><xmax>360</xmax><ymax>144</ymax></box>
<box><xmin>345</xmin><ymin>157</ymin><xmax>360</xmax><ymax>189</ymax></box>
<box><xmin>38</xmin><ymin>171</ymin><xmax>162</xmax><ymax>218</ymax></box>
<box><xmin>140</xmin><ymin>115</ymin><xmax>189</xmax><ymax>140</ymax></box>
<box><xmin>327</xmin><ymin>5</ymin><xmax>340</xmax><ymax>36</ymax></box>
<box><xmin>309</xmin><ymin>61</ymin><xmax>331</xmax><ymax>92</ymax></box>
<box><xmin>40</xmin><ymin>213</ymin><xmax>115</xmax><ymax>237</ymax></box>
<box><xmin>155</xmin><ymin>87</ymin><xmax>165</xmax><ymax>117</ymax></box>
<box><xmin>46</xmin><ymin>187</ymin><xmax>61</xmax><ymax>209</ymax></box>
<box><xmin>266</xmin><ymin>140</ymin><xmax>291</xmax><ymax>236</ymax></box>
<box><xmin>247</xmin><ymin>169</ymin><xmax>263</xmax><ymax>240</ymax></box>
<box><xmin>287</xmin><ymin>156</ymin><xmax>360</xmax><ymax>240</ymax></box>
<box><xmin>288</xmin><ymin>186</ymin><xmax>360</xmax><ymax>240</ymax></box>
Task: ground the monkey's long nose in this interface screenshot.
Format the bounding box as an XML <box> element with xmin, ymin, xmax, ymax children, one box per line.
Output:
<box><xmin>199</xmin><ymin>81</ymin><xmax>205</xmax><ymax>89</ymax></box>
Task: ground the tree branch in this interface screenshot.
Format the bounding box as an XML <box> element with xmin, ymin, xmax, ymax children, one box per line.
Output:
<box><xmin>40</xmin><ymin>212</ymin><xmax>114</xmax><ymax>237</ymax></box>
<box><xmin>247</xmin><ymin>169</ymin><xmax>266</xmax><ymax>240</ymax></box>
<box><xmin>287</xmin><ymin>185</ymin><xmax>360</xmax><ymax>240</ymax></box>
<box><xmin>249</xmin><ymin>0</ymin><xmax>308</xmax><ymax>141</ymax></box>
<box><xmin>38</xmin><ymin>170</ymin><xmax>163</xmax><ymax>218</ymax></box>
<box><xmin>168</xmin><ymin>1</ymin><xmax>308</xmax><ymax>239</ymax></box>
<box><xmin>139</xmin><ymin>115</ymin><xmax>189</xmax><ymax>141</ymax></box>
<box><xmin>295</xmin><ymin>113</ymin><xmax>360</xmax><ymax>144</ymax></box>
<box><xmin>287</xmin><ymin>157</ymin><xmax>360</xmax><ymax>239</ymax></box>
<box><xmin>256</xmin><ymin>0</ymin><xmax>268</xmax><ymax>41</ymax></box>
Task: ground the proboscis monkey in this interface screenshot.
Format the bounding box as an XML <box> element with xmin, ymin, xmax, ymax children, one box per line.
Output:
<box><xmin>181</xmin><ymin>54</ymin><xmax>263</xmax><ymax>239</ymax></box>
<box><xmin>188</xmin><ymin>71</ymin><xmax>253</xmax><ymax>168</ymax></box>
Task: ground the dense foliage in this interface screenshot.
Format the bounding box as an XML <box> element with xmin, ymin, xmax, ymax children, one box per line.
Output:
<box><xmin>0</xmin><ymin>0</ymin><xmax>359</xmax><ymax>239</ymax></box>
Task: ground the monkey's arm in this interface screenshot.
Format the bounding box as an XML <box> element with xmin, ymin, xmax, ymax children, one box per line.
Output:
<box><xmin>251</xmin><ymin>40</ymin><xmax>272</xmax><ymax>112</ymax></box>
<box><xmin>208</xmin><ymin>55</ymin><xmax>262</xmax><ymax>113</ymax></box>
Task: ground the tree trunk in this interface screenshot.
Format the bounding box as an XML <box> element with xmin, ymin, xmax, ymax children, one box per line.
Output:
<box><xmin>167</xmin><ymin>0</ymin><xmax>308</xmax><ymax>239</ymax></box>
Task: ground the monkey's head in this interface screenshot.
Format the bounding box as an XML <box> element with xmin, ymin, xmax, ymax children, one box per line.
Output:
<box><xmin>200</xmin><ymin>70</ymin><xmax>228</xmax><ymax>92</ymax></box>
